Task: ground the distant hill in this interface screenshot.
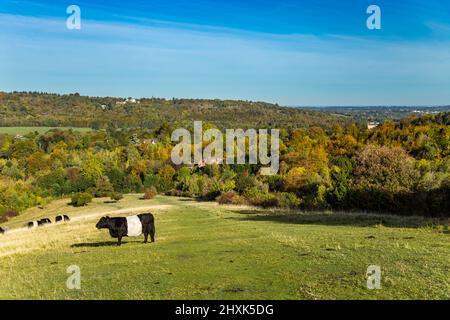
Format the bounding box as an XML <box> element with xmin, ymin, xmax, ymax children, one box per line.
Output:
<box><xmin>299</xmin><ymin>105</ymin><xmax>450</xmax><ymax>122</ymax></box>
<box><xmin>0</xmin><ymin>91</ymin><xmax>350</xmax><ymax>130</ymax></box>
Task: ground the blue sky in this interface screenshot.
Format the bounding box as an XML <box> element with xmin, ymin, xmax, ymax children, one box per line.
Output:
<box><xmin>0</xmin><ymin>0</ymin><xmax>449</xmax><ymax>106</ymax></box>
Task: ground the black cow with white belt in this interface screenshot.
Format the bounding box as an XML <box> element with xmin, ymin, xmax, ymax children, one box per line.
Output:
<box><xmin>55</xmin><ymin>215</ymin><xmax>70</xmax><ymax>223</ymax></box>
<box><xmin>95</xmin><ymin>213</ymin><xmax>155</xmax><ymax>246</ymax></box>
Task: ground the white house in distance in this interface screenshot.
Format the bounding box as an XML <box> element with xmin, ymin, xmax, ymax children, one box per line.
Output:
<box><xmin>116</xmin><ymin>98</ymin><xmax>140</xmax><ymax>105</ymax></box>
<box><xmin>367</xmin><ymin>121</ymin><xmax>380</xmax><ymax>130</ymax></box>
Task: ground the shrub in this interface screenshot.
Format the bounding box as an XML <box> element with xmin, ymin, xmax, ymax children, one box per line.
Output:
<box><xmin>70</xmin><ymin>193</ymin><xmax>92</xmax><ymax>207</ymax></box>
<box><xmin>276</xmin><ymin>192</ymin><xmax>301</xmax><ymax>208</ymax></box>
<box><xmin>219</xmin><ymin>179</ymin><xmax>236</xmax><ymax>192</ymax></box>
<box><xmin>199</xmin><ymin>190</ymin><xmax>221</xmax><ymax>201</ymax></box>
<box><xmin>265</xmin><ymin>174</ymin><xmax>284</xmax><ymax>192</ymax></box>
<box><xmin>143</xmin><ymin>187</ymin><xmax>157</xmax><ymax>200</ymax></box>
<box><xmin>94</xmin><ymin>176</ymin><xmax>114</xmax><ymax>197</ymax></box>
<box><xmin>244</xmin><ymin>187</ymin><xmax>279</xmax><ymax>208</ymax></box>
<box><xmin>0</xmin><ymin>210</ymin><xmax>19</xmax><ymax>223</ymax></box>
<box><xmin>235</xmin><ymin>174</ymin><xmax>257</xmax><ymax>194</ymax></box>
<box><xmin>186</xmin><ymin>174</ymin><xmax>212</xmax><ymax>197</ymax></box>
<box><xmin>258</xmin><ymin>195</ymin><xmax>279</xmax><ymax>208</ymax></box>
<box><xmin>110</xmin><ymin>192</ymin><xmax>123</xmax><ymax>202</ymax></box>
<box><xmin>217</xmin><ymin>191</ymin><xmax>247</xmax><ymax>205</ymax></box>
<box><xmin>165</xmin><ymin>189</ymin><xmax>193</xmax><ymax>197</ymax></box>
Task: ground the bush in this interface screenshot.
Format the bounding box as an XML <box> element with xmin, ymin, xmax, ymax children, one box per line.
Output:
<box><xmin>186</xmin><ymin>174</ymin><xmax>213</xmax><ymax>197</ymax></box>
<box><xmin>94</xmin><ymin>176</ymin><xmax>114</xmax><ymax>197</ymax></box>
<box><xmin>0</xmin><ymin>210</ymin><xmax>19</xmax><ymax>223</ymax></box>
<box><xmin>217</xmin><ymin>191</ymin><xmax>247</xmax><ymax>205</ymax></box>
<box><xmin>143</xmin><ymin>187</ymin><xmax>157</xmax><ymax>200</ymax></box>
<box><xmin>265</xmin><ymin>174</ymin><xmax>284</xmax><ymax>192</ymax></box>
<box><xmin>235</xmin><ymin>174</ymin><xmax>257</xmax><ymax>194</ymax></box>
<box><xmin>199</xmin><ymin>190</ymin><xmax>221</xmax><ymax>201</ymax></box>
<box><xmin>70</xmin><ymin>193</ymin><xmax>92</xmax><ymax>207</ymax></box>
<box><xmin>110</xmin><ymin>192</ymin><xmax>123</xmax><ymax>202</ymax></box>
<box><xmin>258</xmin><ymin>195</ymin><xmax>279</xmax><ymax>208</ymax></box>
<box><xmin>276</xmin><ymin>192</ymin><xmax>301</xmax><ymax>208</ymax></box>
<box><xmin>165</xmin><ymin>189</ymin><xmax>193</xmax><ymax>197</ymax></box>
<box><xmin>244</xmin><ymin>187</ymin><xmax>279</xmax><ymax>208</ymax></box>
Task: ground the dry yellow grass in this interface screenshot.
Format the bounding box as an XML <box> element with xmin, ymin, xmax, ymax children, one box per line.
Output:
<box><xmin>0</xmin><ymin>195</ymin><xmax>171</xmax><ymax>258</ymax></box>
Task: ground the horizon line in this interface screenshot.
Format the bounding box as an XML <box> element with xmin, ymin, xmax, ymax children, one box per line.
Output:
<box><xmin>1</xmin><ymin>90</ymin><xmax>449</xmax><ymax>109</ymax></box>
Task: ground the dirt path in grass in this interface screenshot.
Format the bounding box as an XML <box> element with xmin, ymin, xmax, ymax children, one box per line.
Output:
<box><xmin>70</xmin><ymin>204</ymin><xmax>171</xmax><ymax>221</ymax></box>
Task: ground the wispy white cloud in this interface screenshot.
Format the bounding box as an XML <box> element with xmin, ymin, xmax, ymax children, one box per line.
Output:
<box><xmin>424</xmin><ymin>21</ymin><xmax>450</xmax><ymax>36</ymax></box>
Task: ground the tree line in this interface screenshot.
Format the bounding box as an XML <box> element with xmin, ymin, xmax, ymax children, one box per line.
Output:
<box><xmin>0</xmin><ymin>112</ymin><xmax>448</xmax><ymax>218</ymax></box>
<box><xmin>0</xmin><ymin>91</ymin><xmax>351</xmax><ymax>130</ymax></box>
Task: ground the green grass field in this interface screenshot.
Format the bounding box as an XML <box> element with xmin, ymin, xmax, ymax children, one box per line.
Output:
<box><xmin>0</xmin><ymin>195</ymin><xmax>448</xmax><ymax>299</ymax></box>
<box><xmin>0</xmin><ymin>127</ymin><xmax>92</xmax><ymax>135</ymax></box>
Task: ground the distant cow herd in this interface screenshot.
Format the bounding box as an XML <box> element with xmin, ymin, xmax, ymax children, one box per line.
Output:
<box><xmin>26</xmin><ymin>214</ymin><xmax>70</xmax><ymax>229</ymax></box>
<box><xmin>0</xmin><ymin>214</ymin><xmax>70</xmax><ymax>234</ymax></box>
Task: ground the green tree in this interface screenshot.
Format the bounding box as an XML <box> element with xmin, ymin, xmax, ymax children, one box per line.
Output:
<box><xmin>157</xmin><ymin>164</ymin><xmax>175</xmax><ymax>191</ymax></box>
<box><xmin>94</xmin><ymin>176</ymin><xmax>114</xmax><ymax>197</ymax></box>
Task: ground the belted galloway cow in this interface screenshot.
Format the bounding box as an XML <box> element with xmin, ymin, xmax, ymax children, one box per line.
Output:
<box><xmin>55</xmin><ymin>215</ymin><xmax>70</xmax><ymax>223</ymax></box>
<box><xmin>96</xmin><ymin>213</ymin><xmax>155</xmax><ymax>246</ymax></box>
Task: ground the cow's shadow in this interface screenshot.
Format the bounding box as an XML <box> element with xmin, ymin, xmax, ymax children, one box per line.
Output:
<box><xmin>70</xmin><ymin>241</ymin><xmax>131</xmax><ymax>247</ymax></box>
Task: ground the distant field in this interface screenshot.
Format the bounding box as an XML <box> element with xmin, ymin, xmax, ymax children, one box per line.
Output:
<box><xmin>0</xmin><ymin>127</ymin><xmax>93</xmax><ymax>135</ymax></box>
<box><xmin>0</xmin><ymin>195</ymin><xmax>448</xmax><ymax>299</ymax></box>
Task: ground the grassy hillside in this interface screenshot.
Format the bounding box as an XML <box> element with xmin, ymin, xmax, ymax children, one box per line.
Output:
<box><xmin>0</xmin><ymin>195</ymin><xmax>448</xmax><ymax>299</ymax></box>
<box><xmin>0</xmin><ymin>91</ymin><xmax>350</xmax><ymax>129</ymax></box>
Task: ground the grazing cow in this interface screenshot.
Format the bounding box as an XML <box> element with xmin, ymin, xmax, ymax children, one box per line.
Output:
<box><xmin>96</xmin><ymin>213</ymin><xmax>155</xmax><ymax>246</ymax></box>
<box><xmin>27</xmin><ymin>221</ymin><xmax>38</xmax><ymax>228</ymax></box>
<box><xmin>27</xmin><ymin>218</ymin><xmax>51</xmax><ymax>229</ymax></box>
<box><xmin>55</xmin><ymin>215</ymin><xmax>70</xmax><ymax>223</ymax></box>
<box><xmin>40</xmin><ymin>218</ymin><xmax>51</xmax><ymax>225</ymax></box>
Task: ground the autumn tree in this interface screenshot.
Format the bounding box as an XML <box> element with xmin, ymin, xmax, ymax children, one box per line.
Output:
<box><xmin>353</xmin><ymin>145</ymin><xmax>418</xmax><ymax>193</ymax></box>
